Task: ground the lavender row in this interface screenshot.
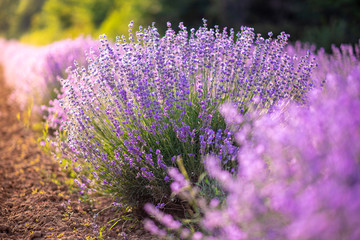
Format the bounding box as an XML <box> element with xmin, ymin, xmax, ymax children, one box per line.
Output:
<box><xmin>0</xmin><ymin>37</ymin><xmax>98</xmax><ymax>115</ymax></box>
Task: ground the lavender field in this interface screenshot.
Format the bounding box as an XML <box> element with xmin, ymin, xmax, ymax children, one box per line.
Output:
<box><xmin>0</xmin><ymin>21</ymin><xmax>359</xmax><ymax>240</ymax></box>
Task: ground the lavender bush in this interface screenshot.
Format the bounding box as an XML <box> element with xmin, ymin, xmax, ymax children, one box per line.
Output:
<box><xmin>145</xmin><ymin>42</ymin><xmax>360</xmax><ymax>239</ymax></box>
<box><xmin>51</xmin><ymin>20</ymin><xmax>315</xmax><ymax>210</ymax></box>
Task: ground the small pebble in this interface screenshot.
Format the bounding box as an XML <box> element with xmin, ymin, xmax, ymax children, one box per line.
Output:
<box><xmin>0</xmin><ymin>224</ymin><xmax>10</xmax><ymax>233</ymax></box>
<box><xmin>29</xmin><ymin>231</ymin><xmax>42</xmax><ymax>239</ymax></box>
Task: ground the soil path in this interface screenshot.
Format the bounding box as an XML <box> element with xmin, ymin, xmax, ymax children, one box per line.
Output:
<box><xmin>0</xmin><ymin>68</ymin><xmax>153</xmax><ymax>240</ymax></box>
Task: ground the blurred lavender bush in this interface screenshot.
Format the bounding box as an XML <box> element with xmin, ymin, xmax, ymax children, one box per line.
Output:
<box><xmin>0</xmin><ymin>37</ymin><xmax>98</xmax><ymax>117</ymax></box>
<box><xmin>145</xmin><ymin>42</ymin><xmax>360</xmax><ymax>239</ymax></box>
<box><xmin>51</xmin><ymin>20</ymin><xmax>315</xmax><ymax>211</ymax></box>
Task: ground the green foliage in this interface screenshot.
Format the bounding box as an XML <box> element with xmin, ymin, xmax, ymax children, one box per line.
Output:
<box><xmin>20</xmin><ymin>0</ymin><xmax>95</xmax><ymax>44</ymax></box>
<box><xmin>0</xmin><ymin>0</ymin><xmax>19</xmax><ymax>37</ymax></box>
<box><xmin>90</xmin><ymin>0</ymin><xmax>115</xmax><ymax>28</ymax></box>
<box><xmin>95</xmin><ymin>0</ymin><xmax>161</xmax><ymax>41</ymax></box>
<box><xmin>0</xmin><ymin>0</ymin><xmax>45</xmax><ymax>38</ymax></box>
<box><xmin>18</xmin><ymin>0</ymin><xmax>160</xmax><ymax>45</ymax></box>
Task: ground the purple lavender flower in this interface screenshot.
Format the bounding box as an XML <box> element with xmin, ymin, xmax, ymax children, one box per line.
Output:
<box><xmin>168</xmin><ymin>168</ymin><xmax>190</xmax><ymax>194</ymax></box>
<box><xmin>145</xmin><ymin>203</ymin><xmax>182</xmax><ymax>230</ymax></box>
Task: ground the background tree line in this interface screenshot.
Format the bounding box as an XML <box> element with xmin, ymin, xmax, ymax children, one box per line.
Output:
<box><xmin>0</xmin><ymin>0</ymin><xmax>359</xmax><ymax>51</ymax></box>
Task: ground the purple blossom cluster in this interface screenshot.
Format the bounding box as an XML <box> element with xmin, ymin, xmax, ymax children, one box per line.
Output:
<box><xmin>53</xmin><ymin>20</ymin><xmax>315</xmax><ymax>208</ymax></box>
<box><xmin>145</xmin><ymin>42</ymin><xmax>360</xmax><ymax>239</ymax></box>
<box><xmin>0</xmin><ymin>37</ymin><xmax>98</xmax><ymax>116</ymax></box>
<box><xmin>313</xmin><ymin>40</ymin><xmax>360</xmax><ymax>83</ymax></box>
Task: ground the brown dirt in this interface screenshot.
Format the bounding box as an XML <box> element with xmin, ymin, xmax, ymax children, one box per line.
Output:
<box><xmin>0</xmin><ymin>68</ymin><xmax>156</xmax><ymax>240</ymax></box>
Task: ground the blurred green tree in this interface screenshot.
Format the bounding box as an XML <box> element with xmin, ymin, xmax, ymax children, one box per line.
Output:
<box><xmin>0</xmin><ymin>0</ymin><xmax>45</xmax><ymax>39</ymax></box>
<box><xmin>21</xmin><ymin>0</ymin><xmax>95</xmax><ymax>44</ymax></box>
<box><xmin>19</xmin><ymin>0</ymin><xmax>160</xmax><ymax>44</ymax></box>
<box><xmin>0</xmin><ymin>0</ymin><xmax>19</xmax><ymax>38</ymax></box>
